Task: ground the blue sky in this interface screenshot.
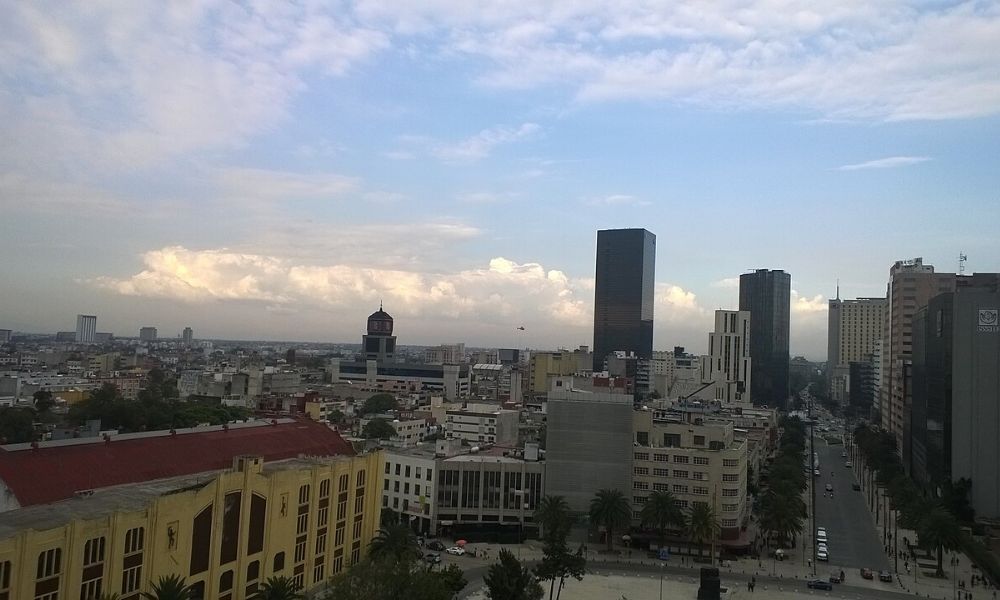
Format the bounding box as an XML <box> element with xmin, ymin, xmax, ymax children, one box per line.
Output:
<box><xmin>1</xmin><ymin>1</ymin><xmax>999</xmax><ymax>359</ymax></box>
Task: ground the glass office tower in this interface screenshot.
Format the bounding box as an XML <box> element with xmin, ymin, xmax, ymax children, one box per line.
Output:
<box><xmin>739</xmin><ymin>269</ymin><xmax>791</xmax><ymax>409</ymax></box>
<box><xmin>592</xmin><ymin>228</ymin><xmax>656</xmax><ymax>371</ymax></box>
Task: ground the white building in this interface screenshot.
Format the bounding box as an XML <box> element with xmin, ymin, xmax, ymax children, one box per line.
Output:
<box><xmin>424</xmin><ymin>343</ymin><xmax>466</xmax><ymax>364</ymax></box>
<box><xmin>700</xmin><ymin>310</ymin><xmax>752</xmax><ymax>406</ymax></box>
<box><xmin>444</xmin><ymin>403</ymin><xmax>519</xmax><ymax>446</ymax></box>
<box><xmin>75</xmin><ymin>315</ymin><xmax>96</xmax><ymax>344</ymax></box>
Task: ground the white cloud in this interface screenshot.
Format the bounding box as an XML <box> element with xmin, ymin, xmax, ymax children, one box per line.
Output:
<box><xmin>586</xmin><ymin>194</ymin><xmax>651</xmax><ymax>207</ymax></box>
<box><xmin>215</xmin><ymin>167</ymin><xmax>359</xmax><ymax>201</ymax></box>
<box><xmin>433</xmin><ymin>123</ymin><xmax>541</xmax><ymax>162</ymax></box>
<box><xmin>456</xmin><ymin>191</ymin><xmax>520</xmax><ymax>204</ymax></box>
<box><xmin>711</xmin><ymin>277</ymin><xmax>741</xmax><ymax>289</ymax></box>
<box><xmin>791</xmin><ymin>289</ymin><xmax>828</xmax><ymax>313</ymax></box>
<box><xmin>837</xmin><ymin>156</ymin><xmax>932</xmax><ymax>171</ymax></box>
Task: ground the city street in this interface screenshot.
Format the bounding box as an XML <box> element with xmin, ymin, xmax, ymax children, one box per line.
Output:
<box><xmin>813</xmin><ymin>435</ymin><xmax>890</xmax><ymax>573</ymax></box>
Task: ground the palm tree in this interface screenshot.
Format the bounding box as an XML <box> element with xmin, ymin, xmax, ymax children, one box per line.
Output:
<box><xmin>535</xmin><ymin>495</ymin><xmax>571</xmax><ymax>543</ymax></box>
<box><xmin>368</xmin><ymin>523</ymin><xmax>418</xmax><ymax>562</ymax></box>
<box><xmin>686</xmin><ymin>503</ymin><xmax>721</xmax><ymax>562</ymax></box>
<box><xmin>141</xmin><ymin>575</ymin><xmax>193</xmax><ymax>600</ymax></box>
<box><xmin>589</xmin><ymin>489</ymin><xmax>631</xmax><ymax>552</ymax></box>
<box><xmin>251</xmin><ymin>576</ymin><xmax>304</xmax><ymax>600</ymax></box>
<box><xmin>484</xmin><ymin>548</ymin><xmax>544</xmax><ymax>600</ymax></box>
<box><xmin>916</xmin><ymin>506</ymin><xmax>963</xmax><ymax>577</ymax></box>
<box><xmin>640</xmin><ymin>491</ymin><xmax>686</xmax><ymax>547</ymax></box>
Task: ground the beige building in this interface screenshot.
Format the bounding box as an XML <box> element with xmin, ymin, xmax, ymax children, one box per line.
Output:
<box><xmin>528</xmin><ymin>348</ymin><xmax>591</xmax><ymax>394</ymax></box>
<box><xmin>444</xmin><ymin>403</ymin><xmax>519</xmax><ymax>447</ymax></box>
<box><xmin>827</xmin><ymin>296</ymin><xmax>887</xmax><ymax>405</ymax></box>
<box><xmin>700</xmin><ymin>310</ymin><xmax>752</xmax><ymax>406</ymax></box>
<box><xmin>632</xmin><ymin>408</ymin><xmax>749</xmax><ymax>540</ymax></box>
<box><xmin>879</xmin><ymin>259</ymin><xmax>954</xmax><ymax>450</ymax></box>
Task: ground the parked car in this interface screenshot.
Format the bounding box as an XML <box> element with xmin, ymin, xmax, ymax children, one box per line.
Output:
<box><xmin>426</xmin><ymin>540</ymin><xmax>446</xmax><ymax>551</ymax></box>
<box><xmin>814</xmin><ymin>469</ymin><xmax>821</xmax><ymax>477</ymax></box>
<box><xmin>424</xmin><ymin>553</ymin><xmax>441</xmax><ymax>564</ymax></box>
<box><xmin>829</xmin><ymin>572</ymin><xmax>843</xmax><ymax>584</ymax></box>
<box><xmin>825</xmin><ymin>483</ymin><xmax>833</xmax><ymax>492</ymax></box>
<box><xmin>845</xmin><ymin>461</ymin><xmax>853</xmax><ymax>467</ymax></box>
<box><xmin>860</xmin><ymin>567</ymin><xmax>874</xmax><ymax>580</ymax></box>
<box><xmin>879</xmin><ymin>570</ymin><xmax>893</xmax><ymax>582</ymax></box>
<box><xmin>446</xmin><ymin>546</ymin><xmax>466</xmax><ymax>556</ymax></box>
<box><xmin>852</xmin><ymin>483</ymin><xmax>862</xmax><ymax>491</ymax></box>
<box><xmin>817</xmin><ymin>549</ymin><xmax>829</xmax><ymax>561</ymax></box>
<box><xmin>841</xmin><ymin>451</ymin><xmax>848</xmax><ymax>458</ymax></box>
<box><xmin>807</xmin><ymin>579</ymin><xmax>833</xmax><ymax>590</ymax></box>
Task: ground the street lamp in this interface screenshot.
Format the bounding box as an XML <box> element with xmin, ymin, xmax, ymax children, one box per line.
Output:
<box><xmin>659</xmin><ymin>561</ymin><xmax>665</xmax><ymax>600</ymax></box>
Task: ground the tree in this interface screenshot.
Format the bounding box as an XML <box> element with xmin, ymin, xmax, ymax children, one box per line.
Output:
<box><xmin>534</xmin><ymin>543</ymin><xmax>586</xmax><ymax>600</ymax></box>
<box><xmin>380</xmin><ymin>507</ymin><xmax>402</xmax><ymax>527</ymax></box>
<box><xmin>251</xmin><ymin>576</ymin><xmax>303</xmax><ymax>600</ymax></box>
<box><xmin>362</xmin><ymin>393</ymin><xmax>398</xmax><ymax>415</ymax></box>
<box><xmin>328</xmin><ymin>409</ymin><xmax>346</xmax><ymax>424</ymax></box>
<box><xmin>33</xmin><ymin>390</ymin><xmax>55</xmax><ymax>413</ymax></box>
<box><xmin>326</xmin><ymin>557</ymin><xmax>454</xmax><ymax>600</ymax></box>
<box><xmin>916</xmin><ymin>506</ymin><xmax>963</xmax><ymax>577</ymax></box>
<box><xmin>0</xmin><ymin>407</ymin><xmax>35</xmax><ymax>443</ymax></box>
<box><xmin>589</xmin><ymin>489</ymin><xmax>631</xmax><ymax>552</ymax></box>
<box><xmin>140</xmin><ymin>574</ymin><xmax>194</xmax><ymax>600</ymax></box>
<box><xmin>437</xmin><ymin>564</ymin><xmax>468</xmax><ymax>596</ymax></box>
<box><xmin>535</xmin><ymin>495</ymin><xmax>571</xmax><ymax>542</ymax></box>
<box><xmin>640</xmin><ymin>491</ymin><xmax>686</xmax><ymax>547</ymax></box>
<box><xmin>686</xmin><ymin>503</ymin><xmax>721</xmax><ymax>562</ymax></box>
<box><xmin>484</xmin><ymin>549</ymin><xmax>544</xmax><ymax>600</ymax></box>
<box><xmin>368</xmin><ymin>524</ymin><xmax>418</xmax><ymax>562</ymax></box>
<box><xmin>362</xmin><ymin>418</ymin><xmax>397</xmax><ymax>440</ymax></box>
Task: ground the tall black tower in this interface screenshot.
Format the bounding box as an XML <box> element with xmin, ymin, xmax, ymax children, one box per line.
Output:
<box><xmin>592</xmin><ymin>228</ymin><xmax>656</xmax><ymax>371</ymax></box>
<box><xmin>739</xmin><ymin>269</ymin><xmax>791</xmax><ymax>409</ymax></box>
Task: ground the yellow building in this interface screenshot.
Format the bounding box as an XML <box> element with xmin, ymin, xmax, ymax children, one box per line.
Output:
<box><xmin>528</xmin><ymin>348</ymin><xmax>591</xmax><ymax>394</ymax></box>
<box><xmin>0</xmin><ymin>420</ymin><xmax>383</xmax><ymax>600</ymax></box>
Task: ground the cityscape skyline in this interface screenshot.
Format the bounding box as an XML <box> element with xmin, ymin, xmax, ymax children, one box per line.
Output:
<box><xmin>2</xmin><ymin>2</ymin><xmax>999</xmax><ymax>359</ymax></box>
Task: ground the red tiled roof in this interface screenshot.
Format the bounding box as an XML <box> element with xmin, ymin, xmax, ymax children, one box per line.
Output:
<box><xmin>0</xmin><ymin>420</ymin><xmax>354</xmax><ymax>507</ymax></box>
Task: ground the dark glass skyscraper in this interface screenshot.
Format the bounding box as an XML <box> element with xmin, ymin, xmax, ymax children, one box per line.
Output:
<box><xmin>592</xmin><ymin>228</ymin><xmax>656</xmax><ymax>371</ymax></box>
<box><xmin>739</xmin><ymin>269</ymin><xmax>791</xmax><ymax>409</ymax></box>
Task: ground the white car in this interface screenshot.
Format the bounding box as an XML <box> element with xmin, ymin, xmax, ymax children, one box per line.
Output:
<box><xmin>841</xmin><ymin>452</ymin><xmax>848</xmax><ymax>458</ymax></box>
<box><xmin>446</xmin><ymin>546</ymin><xmax>466</xmax><ymax>556</ymax></box>
<box><xmin>817</xmin><ymin>549</ymin><xmax>829</xmax><ymax>561</ymax></box>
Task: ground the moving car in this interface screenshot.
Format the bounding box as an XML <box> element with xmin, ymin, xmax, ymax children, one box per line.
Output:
<box><xmin>426</xmin><ymin>540</ymin><xmax>446</xmax><ymax>551</ymax></box>
<box><xmin>807</xmin><ymin>579</ymin><xmax>833</xmax><ymax>590</ymax></box>
<box><xmin>424</xmin><ymin>553</ymin><xmax>441</xmax><ymax>564</ymax></box>
<box><xmin>829</xmin><ymin>572</ymin><xmax>843</xmax><ymax>584</ymax></box>
<box><xmin>814</xmin><ymin>469</ymin><xmax>821</xmax><ymax>477</ymax></box>
<box><xmin>817</xmin><ymin>549</ymin><xmax>829</xmax><ymax>561</ymax></box>
<box><xmin>845</xmin><ymin>461</ymin><xmax>853</xmax><ymax>467</ymax></box>
<box><xmin>825</xmin><ymin>483</ymin><xmax>833</xmax><ymax>492</ymax></box>
<box><xmin>879</xmin><ymin>570</ymin><xmax>893</xmax><ymax>582</ymax></box>
<box><xmin>852</xmin><ymin>483</ymin><xmax>862</xmax><ymax>491</ymax></box>
<box><xmin>860</xmin><ymin>567</ymin><xmax>874</xmax><ymax>580</ymax></box>
<box><xmin>446</xmin><ymin>546</ymin><xmax>466</xmax><ymax>556</ymax></box>
<box><xmin>841</xmin><ymin>451</ymin><xmax>848</xmax><ymax>458</ymax></box>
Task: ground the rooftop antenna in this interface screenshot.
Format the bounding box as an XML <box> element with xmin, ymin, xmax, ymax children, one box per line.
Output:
<box><xmin>959</xmin><ymin>253</ymin><xmax>967</xmax><ymax>276</ymax></box>
<box><xmin>836</xmin><ymin>279</ymin><xmax>840</xmax><ymax>301</ymax></box>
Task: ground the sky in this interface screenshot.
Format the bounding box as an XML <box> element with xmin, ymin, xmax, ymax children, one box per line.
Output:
<box><xmin>1</xmin><ymin>1</ymin><xmax>999</xmax><ymax>360</ymax></box>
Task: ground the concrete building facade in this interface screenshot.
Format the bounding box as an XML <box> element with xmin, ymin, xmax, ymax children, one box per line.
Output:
<box><xmin>545</xmin><ymin>388</ymin><xmax>633</xmax><ymax>513</ymax></box>
<box><xmin>139</xmin><ymin>327</ymin><xmax>158</xmax><ymax>342</ymax></box>
<box><xmin>879</xmin><ymin>258</ymin><xmax>954</xmax><ymax>453</ymax></box>
<box><xmin>592</xmin><ymin>228</ymin><xmax>655</xmax><ymax>372</ymax></box>
<box><xmin>75</xmin><ymin>315</ymin><xmax>97</xmax><ymax>344</ymax></box>
<box><xmin>700</xmin><ymin>310</ymin><xmax>752</xmax><ymax>406</ymax></box>
<box><xmin>444</xmin><ymin>403</ymin><xmax>519</xmax><ymax>447</ymax></box>
<box><xmin>827</xmin><ymin>296</ymin><xmax>887</xmax><ymax>405</ymax></box>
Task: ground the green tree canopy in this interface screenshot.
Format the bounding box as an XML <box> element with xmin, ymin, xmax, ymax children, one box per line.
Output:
<box><xmin>484</xmin><ymin>549</ymin><xmax>544</xmax><ymax>600</ymax></box>
<box><xmin>0</xmin><ymin>407</ymin><xmax>35</xmax><ymax>443</ymax></box>
<box><xmin>362</xmin><ymin>418</ymin><xmax>397</xmax><ymax>440</ymax></box>
<box><xmin>33</xmin><ymin>389</ymin><xmax>55</xmax><ymax>413</ymax></box>
<box><xmin>362</xmin><ymin>393</ymin><xmax>398</xmax><ymax>415</ymax></box>
<box><xmin>326</xmin><ymin>556</ymin><xmax>456</xmax><ymax>600</ymax></box>
<box><xmin>368</xmin><ymin>524</ymin><xmax>418</xmax><ymax>562</ymax></box>
<box><xmin>640</xmin><ymin>490</ymin><xmax>686</xmax><ymax>546</ymax></box>
<box><xmin>251</xmin><ymin>576</ymin><xmax>303</xmax><ymax>600</ymax></box>
<box><xmin>589</xmin><ymin>488</ymin><xmax>630</xmax><ymax>552</ymax></box>
<box><xmin>686</xmin><ymin>503</ymin><xmax>721</xmax><ymax>561</ymax></box>
<box><xmin>140</xmin><ymin>574</ymin><xmax>194</xmax><ymax>600</ymax></box>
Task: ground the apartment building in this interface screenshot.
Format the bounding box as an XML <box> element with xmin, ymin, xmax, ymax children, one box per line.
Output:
<box><xmin>528</xmin><ymin>347</ymin><xmax>592</xmax><ymax>394</ymax></box>
<box><xmin>827</xmin><ymin>296</ymin><xmax>887</xmax><ymax>405</ymax></box>
<box><xmin>632</xmin><ymin>408</ymin><xmax>749</xmax><ymax>540</ymax></box>
<box><xmin>444</xmin><ymin>403</ymin><xmax>519</xmax><ymax>446</ymax></box>
<box><xmin>700</xmin><ymin>310</ymin><xmax>752</xmax><ymax>406</ymax></box>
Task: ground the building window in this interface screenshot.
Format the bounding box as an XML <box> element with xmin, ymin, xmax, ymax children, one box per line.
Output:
<box><xmin>722</xmin><ymin>519</ymin><xmax>738</xmax><ymax>528</ymax></box>
<box><xmin>219</xmin><ymin>570</ymin><xmax>233</xmax><ymax>592</ymax></box>
<box><xmin>653</xmin><ymin>453</ymin><xmax>669</xmax><ymax>462</ymax></box>
<box><xmin>672</xmin><ymin>470</ymin><xmax>688</xmax><ymax>479</ymax></box>
<box><xmin>672</xmin><ymin>485</ymin><xmax>688</xmax><ymax>494</ymax></box>
<box><xmin>633</xmin><ymin>496</ymin><xmax>648</xmax><ymax>505</ymax></box>
<box><xmin>35</xmin><ymin>547</ymin><xmax>62</xmax><ymax>600</ymax></box>
<box><xmin>121</xmin><ymin>527</ymin><xmax>144</xmax><ymax>597</ymax></box>
<box><xmin>385</xmin><ymin>462</ymin><xmax>390</xmax><ymax>474</ymax></box>
<box><xmin>313</xmin><ymin>561</ymin><xmax>325</xmax><ymax>584</ymax></box>
<box><xmin>693</xmin><ymin>457</ymin><xmax>710</xmax><ymax>465</ymax></box>
<box><xmin>691</xmin><ymin>471</ymin><xmax>706</xmax><ymax>481</ymax></box>
<box><xmin>395</xmin><ymin>464</ymin><xmax>401</xmax><ymax>476</ymax></box>
<box><xmin>273</xmin><ymin>552</ymin><xmax>285</xmax><ymax>572</ymax></box>
<box><xmin>427</xmin><ymin>468</ymin><xmax>433</xmax><ymax>482</ymax></box>
<box><xmin>723</xmin><ymin>504</ymin><xmax>738</xmax><ymax>512</ymax></box>
<box><xmin>723</xmin><ymin>459</ymin><xmax>739</xmax><ymax>467</ymax></box>
<box><xmin>693</xmin><ymin>435</ymin><xmax>705</xmax><ymax>446</ymax></box>
<box><xmin>653</xmin><ymin>483</ymin><xmax>668</xmax><ymax>492</ymax></box>
<box><xmin>633</xmin><ymin>467</ymin><xmax>649</xmax><ymax>475</ymax></box>
<box><xmin>405</xmin><ymin>465</ymin><xmax>411</xmax><ymax>478</ymax></box>
<box><xmin>633</xmin><ymin>481</ymin><xmax>648</xmax><ymax>490</ymax></box>
<box><xmin>722</xmin><ymin>474</ymin><xmax>738</xmax><ymax>482</ymax></box>
<box><xmin>673</xmin><ymin>455</ymin><xmax>689</xmax><ymax>464</ymax></box>
<box><xmin>316</xmin><ymin>531</ymin><xmax>327</xmax><ymax>555</ymax></box>
<box><xmin>633</xmin><ymin>452</ymin><xmax>649</xmax><ymax>461</ymax></box>
<box><xmin>722</xmin><ymin>488</ymin><xmax>739</xmax><ymax>497</ymax></box>
<box><xmin>80</xmin><ymin>536</ymin><xmax>105</xmax><ymax>600</ymax></box>
<box><xmin>653</xmin><ymin>468</ymin><xmax>669</xmax><ymax>477</ymax></box>
<box><xmin>0</xmin><ymin>560</ymin><xmax>10</xmax><ymax>600</ymax></box>
<box><xmin>692</xmin><ymin>487</ymin><xmax>709</xmax><ymax>496</ymax></box>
